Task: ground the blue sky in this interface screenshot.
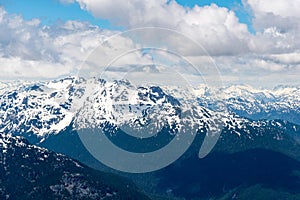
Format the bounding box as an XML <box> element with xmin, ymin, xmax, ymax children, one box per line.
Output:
<box><xmin>0</xmin><ymin>0</ymin><xmax>253</xmax><ymax>32</ymax></box>
<box><xmin>0</xmin><ymin>0</ymin><xmax>114</xmax><ymax>28</ymax></box>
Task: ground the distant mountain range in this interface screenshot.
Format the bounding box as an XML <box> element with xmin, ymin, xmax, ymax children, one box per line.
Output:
<box><xmin>195</xmin><ymin>84</ymin><xmax>300</xmax><ymax>124</ymax></box>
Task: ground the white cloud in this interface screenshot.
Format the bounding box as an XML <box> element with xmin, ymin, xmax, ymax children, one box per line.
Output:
<box><xmin>0</xmin><ymin>56</ymin><xmax>70</xmax><ymax>78</ymax></box>
<box><xmin>65</xmin><ymin>0</ymin><xmax>300</xmax><ymax>68</ymax></box>
<box><xmin>247</xmin><ymin>0</ymin><xmax>300</xmax><ymax>18</ymax></box>
<box><xmin>246</xmin><ymin>0</ymin><xmax>300</xmax><ymax>32</ymax></box>
<box><xmin>65</xmin><ymin>0</ymin><xmax>251</xmax><ymax>56</ymax></box>
<box><xmin>267</xmin><ymin>52</ymin><xmax>300</xmax><ymax>64</ymax></box>
<box><xmin>245</xmin><ymin>0</ymin><xmax>300</xmax><ymax>54</ymax></box>
<box><xmin>0</xmin><ymin>8</ymin><xmax>119</xmax><ymax>79</ymax></box>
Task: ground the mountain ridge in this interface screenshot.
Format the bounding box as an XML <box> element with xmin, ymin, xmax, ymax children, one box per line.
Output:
<box><xmin>1</xmin><ymin>76</ymin><xmax>299</xmax><ymax>144</ymax></box>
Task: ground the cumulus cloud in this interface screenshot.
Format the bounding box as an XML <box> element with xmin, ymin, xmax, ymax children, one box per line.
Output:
<box><xmin>246</xmin><ymin>0</ymin><xmax>300</xmax><ymax>53</ymax></box>
<box><xmin>247</xmin><ymin>0</ymin><xmax>300</xmax><ymax>19</ymax></box>
<box><xmin>267</xmin><ymin>53</ymin><xmax>300</xmax><ymax>64</ymax></box>
<box><xmin>63</xmin><ymin>0</ymin><xmax>251</xmax><ymax>56</ymax></box>
<box><xmin>63</xmin><ymin>0</ymin><xmax>300</xmax><ymax>58</ymax></box>
<box><xmin>0</xmin><ymin>7</ymin><xmax>119</xmax><ymax>79</ymax></box>
<box><xmin>61</xmin><ymin>0</ymin><xmax>300</xmax><ymax>86</ymax></box>
<box><xmin>0</xmin><ymin>8</ymin><xmax>151</xmax><ymax>79</ymax></box>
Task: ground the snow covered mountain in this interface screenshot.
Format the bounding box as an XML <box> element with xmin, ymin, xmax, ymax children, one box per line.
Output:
<box><xmin>0</xmin><ymin>132</ymin><xmax>150</xmax><ymax>200</ymax></box>
<box><xmin>0</xmin><ymin>77</ymin><xmax>80</xmax><ymax>143</ymax></box>
<box><xmin>0</xmin><ymin>77</ymin><xmax>221</xmax><ymax>143</ymax></box>
<box><xmin>0</xmin><ymin>77</ymin><xmax>299</xmax><ymax>145</ymax></box>
<box><xmin>195</xmin><ymin>84</ymin><xmax>300</xmax><ymax>125</ymax></box>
